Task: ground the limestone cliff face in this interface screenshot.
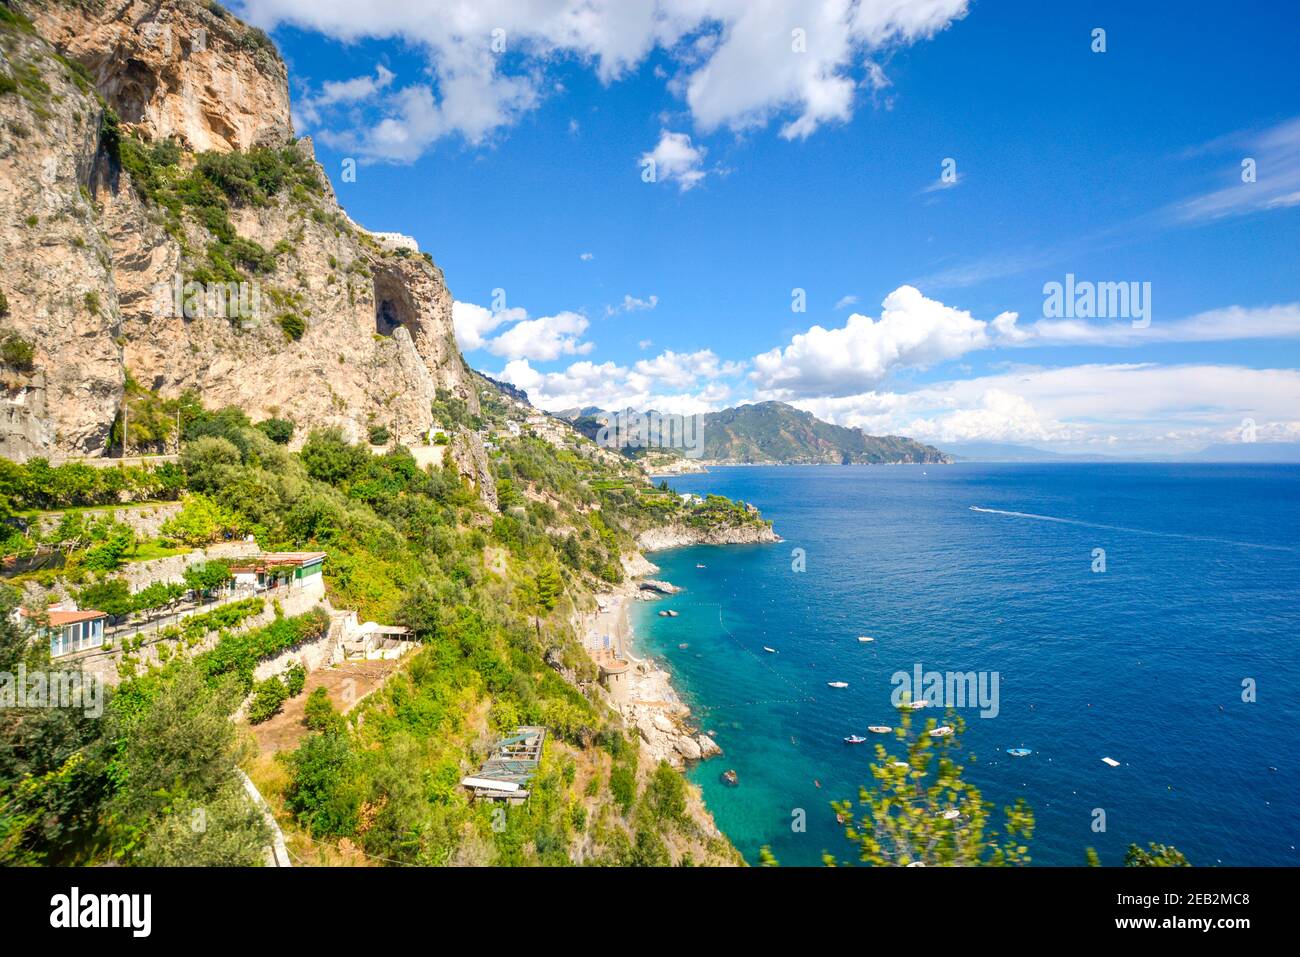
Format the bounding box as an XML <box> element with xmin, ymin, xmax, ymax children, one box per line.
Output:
<box><xmin>449</xmin><ymin>427</ymin><xmax>498</xmax><ymax>510</ymax></box>
<box><xmin>0</xmin><ymin>0</ymin><xmax>477</xmax><ymax>462</ymax></box>
<box><xmin>19</xmin><ymin>0</ymin><xmax>291</xmax><ymax>153</ymax></box>
<box><xmin>1</xmin><ymin>13</ymin><xmax>122</xmax><ymax>455</ymax></box>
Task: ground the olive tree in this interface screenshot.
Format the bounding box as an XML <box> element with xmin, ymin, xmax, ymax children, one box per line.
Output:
<box><xmin>828</xmin><ymin>705</ymin><xmax>1034</xmax><ymax>867</ymax></box>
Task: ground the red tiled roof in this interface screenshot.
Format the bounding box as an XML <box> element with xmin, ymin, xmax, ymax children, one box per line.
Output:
<box><xmin>46</xmin><ymin>609</ymin><xmax>107</xmax><ymax>625</ymax></box>
<box><xmin>226</xmin><ymin>553</ymin><xmax>326</xmax><ymax>574</ymax></box>
<box><xmin>256</xmin><ymin>552</ymin><xmax>326</xmax><ymax>567</ymax></box>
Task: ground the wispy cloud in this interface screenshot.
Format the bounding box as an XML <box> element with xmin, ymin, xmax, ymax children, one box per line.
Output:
<box><xmin>1166</xmin><ymin>117</ymin><xmax>1300</xmax><ymax>223</ymax></box>
<box><xmin>1025</xmin><ymin>302</ymin><xmax>1300</xmax><ymax>346</ymax></box>
<box><xmin>913</xmin><ymin>116</ymin><xmax>1300</xmax><ymax>291</ymax></box>
<box><xmin>294</xmin><ymin>64</ymin><xmax>394</xmax><ymax>129</ymax></box>
<box><xmin>918</xmin><ymin>172</ymin><xmax>961</xmax><ymax>195</ymax></box>
<box><xmin>606</xmin><ymin>294</ymin><xmax>660</xmax><ymax>316</ymax></box>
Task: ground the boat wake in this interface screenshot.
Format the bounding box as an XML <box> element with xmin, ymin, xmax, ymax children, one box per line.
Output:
<box><xmin>968</xmin><ymin>506</ymin><xmax>1295</xmax><ymax>552</ymax></box>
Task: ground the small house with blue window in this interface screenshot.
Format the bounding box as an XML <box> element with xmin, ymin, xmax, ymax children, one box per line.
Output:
<box><xmin>31</xmin><ymin>609</ymin><xmax>108</xmax><ymax>658</ymax></box>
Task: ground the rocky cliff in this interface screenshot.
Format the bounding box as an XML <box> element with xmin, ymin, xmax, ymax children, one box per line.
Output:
<box><xmin>636</xmin><ymin>521</ymin><xmax>781</xmax><ymax>551</ymax></box>
<box><xmin>0</xmin><ymin>0</ymin><xmax>477</xmax><ymax>462</ymax></box>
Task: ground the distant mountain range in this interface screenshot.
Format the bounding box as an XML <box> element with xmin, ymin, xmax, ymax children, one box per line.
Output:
<box><xmin>942</xmin><ymin>442</ymin><xmax>1120</xmax><ymax>463</ymax></box>
<box><xmin>554</xmin><ymin>401</ymin><xmax>950</xmax><ymax>465</ymax></box>
<box><xmin>1179</xmin><ymin>442</ymin><xmax>1300</xmax><ymax>463</ymax></box>
<box><xmin>945</xmin><ymin>441</ymin><xmax>1300</xmax><ymax>463</ymax></box>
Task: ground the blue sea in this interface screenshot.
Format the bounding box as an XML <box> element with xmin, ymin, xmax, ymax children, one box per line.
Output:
<box><xmin>633</xmin><ymin>464</ymin><xmax>1300</xmax><ymax>867</ymax></box>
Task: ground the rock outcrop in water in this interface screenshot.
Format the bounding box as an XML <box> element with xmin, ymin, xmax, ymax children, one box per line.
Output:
<box><xmin>637</xmin><ymin>522</ymin><xmax>781</xmax><ymax>550</ymax></box>
<box><xmin>0</xmin><ymin>0</ymin><xmax>476</xmax><ymax>462</ymax></box>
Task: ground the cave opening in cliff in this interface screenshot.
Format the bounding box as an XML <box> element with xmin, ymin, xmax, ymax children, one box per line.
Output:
<box><xmin>373</xmin><ymin>270</ymin><xmax>418</xmax><ymax>339</ymax></box>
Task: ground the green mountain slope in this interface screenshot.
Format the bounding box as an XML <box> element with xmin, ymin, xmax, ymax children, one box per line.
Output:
<box><xmin>699</xmin><ymin>402</ymin><xmax>948</xmax><ymax>464</ymax></box>
<box><xmin>561</xmin><ymin>401</ymin><xmax>949</xmax><ymax>464</ymax></box>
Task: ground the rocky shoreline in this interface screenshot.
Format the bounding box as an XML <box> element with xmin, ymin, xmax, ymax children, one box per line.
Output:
<box><xmin>579</xmin><ymin>522</ymin><xmax>781</xmax><ymax>767</ymax></box>
<box><xmin>636</xmin><ymin>521</ymin><xmax>782</xmax><ymax>551</ymax></box>
<box><xmin>577</xmin><ymin>570</ymin><xmax>717</xmax><ymax>771</ymax></box>
<box><xmin>566</xmin><ymin>519</ymin><xmax>782</xmax><ymax>857</ymax></box>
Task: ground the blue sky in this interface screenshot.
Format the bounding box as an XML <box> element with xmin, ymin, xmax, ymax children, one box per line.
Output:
<box><xmin>237</xmin><ymin>0</ymin><xmax>1300</xmax><ymax>454</ymax></box>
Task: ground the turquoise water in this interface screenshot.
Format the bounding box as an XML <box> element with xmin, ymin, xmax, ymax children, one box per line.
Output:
<box><xmin>632</xmin><ymin>464</ymin><xmax>1300</xmax><ymax>867</ymax></box>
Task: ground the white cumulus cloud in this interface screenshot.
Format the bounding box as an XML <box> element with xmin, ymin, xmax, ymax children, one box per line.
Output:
<box><xmin>247</xmin><ymin>0</ymin><xmax>970</xmax><ymax>162</ymax></box>
<box><xmin>451</xmin><ymin>300</ymin><xmax>524</xmax><ymax>352</ymax></box>
<box><xmin>792</xmin><ymin>363</ymin><xmax>1300</xmax><ymax>453</ymax></box>
<box><xmin>486</xmin><ymin>311</ymin><xmax>594</xmax><ymax>362</ymax></box>
<box><xmin>641</xmin><ymin>130</ymin><xmax>707</xmax><ymax>191</ymax></box>
<box><xmin>454</xmin><ymin>300</ymin><xmax>594</xmax><ymax>360</ymax></box>
<box><xmin>751</xmin><ymin>285</ymin><xmax>1020</xmax><ymax>398</ymax></box>
<box><xmin>496</xmin><ymin>345</ymin><xmax>743</xmax><ymax>413</ymax></box>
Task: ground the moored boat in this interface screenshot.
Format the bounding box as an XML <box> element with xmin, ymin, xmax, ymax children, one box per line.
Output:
<box><xmin>827</xmin><ymin>681</ymin><xmax>849</xmax><ymax>689</ymax></box>
<box><xmin>843</xmin><ymin>734</ymin><xmax>867</xmax><ymax>744</ymax></box>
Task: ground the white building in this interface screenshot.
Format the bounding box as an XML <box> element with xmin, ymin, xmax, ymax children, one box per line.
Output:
<box><xmin>20</xmin><ymin>608</ymin><xmax>109</xmax><ymax>658</ymax></box>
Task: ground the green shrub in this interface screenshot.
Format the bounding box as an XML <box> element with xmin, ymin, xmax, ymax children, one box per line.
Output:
<box><xmin>303</xmin><ymin>686</ymin><xmax>340</xmax><ymax>731</ymax></box>
<box><xmin>161</xmin><ymin>493</ymin><xmax>245</xmax><ymax>546</ymax></box>
<box><xmin>247</xmin><ymin>675</ymin><xmax>288</xmax><ymax>724</ymax></box>
<box><xmin>182</xmin><ymin>559</ymin><xmax>232</xmax><ymax>595</ymax></box>
<box><xmin>284</xmin><ymin>662</ymin><xmax>306</xmax><ymax>697</ymax></box>
<box><xmin>367</xmin><ymin>425</ymin><xmax>390</xmax><ymax>445</ymax></box>
<box><xmin>77</xmin><ymin>577</ymin><xmax>134</xmax><ymax>619</ymax></box>
<box><xmin>284</xmin><ymin>728</ymin><xmax>359</xmax><ymax>836</ymax></box>
<box><xmin>300</xmin><ymin>428</ymin><xmax>369</xmax><ymax>485</ymax></box>
<box><xmin>256</xmin><ymin>417</ymin><xmax>294</xmax><ymax>444</ymax></box>
<box><xmin>82</xmin><ymin>524</ymin><xmax>135</xmax><ymax>571</ymax></box>
<box><xmin>196</xmin><ymin>607</ymin><xmax>330</xmax><ymax>693</ymax></box>
<box><xmin>644</xmin><ymin>760</ymin><xmax>688</xmax><ymax>826</ymax></box>
<box><xmin>276</xmin><ymin>312</ymin><xmax>305</xmax><ymax>341</ymax></box>
<box><xmin>238</xmin><ymin>27</ymin><xmax>277</xmax><ymax>56</ymax></box>
<box><xmin>0</xmin><ymin>331</ymin><xmax>35</xmax><ymax>370</ymax></box>
<box><xmin>99</xmin><ymin>107</ymin><xmax>121</xmax><ymax>161</ymax></box>
<box><xmin>609</xmin><ymin>763</ymin><xmax>637</xmax><ymax>814</ymax></box>
<box><xmin>131</xmin><ymin>580</ymin><xmax>187</xmax><ymax>613</ymax></box>
<box><xmin>170</xmin><ymin>597</ymin><xmax>263</xmax><ymax>644</ymax></box>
